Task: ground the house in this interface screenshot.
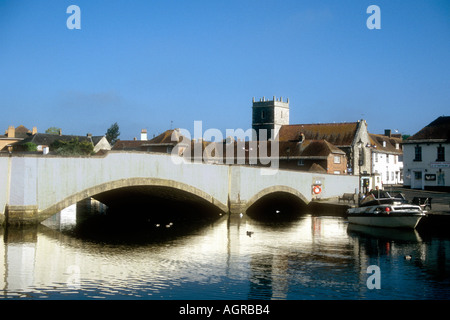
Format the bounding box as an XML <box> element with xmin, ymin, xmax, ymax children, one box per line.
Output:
<box><xmin>369</xmin><ymin>130</ymin><xmax>403</xmax><ymax>189</ymax></box>
<box><xmin>15</xmin><ymin>131</ymin><xmax>111</xmax><ymax>154</ymax></box>
<box><xmin>0</xmin><ymin>125</ymin><xmax>37</xmax><ymax>151</ymax></box>
<box><xmin>112</xmin><ymin>129</ymin><xmax>192</xmax><ymax>155</ymax></box>
<box><xmin>276</xmin><ymin>120</ymin><xmax>371</xmax><ymax>192</ymax></box>
<box><xmin>276</xmin><ymin>140</ymin><xmax>347</xmax><ymax>174</ymax></box>
<box><xmin>251</xmin><ymin>97</ymin><xmax>417</xmax><ymax>193</ymax></box>
<box><xmin>402</xmin><ymin>116</ymin><xmax>450</xmax><ymax>191</ymax></box>
<box><xmin>277</xmin><ymin>121</ymin><xmax>371</xmax><ymax>177</ymax></box>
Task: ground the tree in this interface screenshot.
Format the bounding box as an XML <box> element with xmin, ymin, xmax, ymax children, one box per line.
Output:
<box><xmin>51</xmin><ymin>138</ymin><xmax>94</xmax><ymax>156</ymax></box>
<box><xmin>46</xmin><ymin>127</ymin><xmax>62</xmax><ymax>135</ymax></box>
<box><xmin>106</xmin><ymin>122</ymin><xmax>120</xmax><ymax>145</ymax></box>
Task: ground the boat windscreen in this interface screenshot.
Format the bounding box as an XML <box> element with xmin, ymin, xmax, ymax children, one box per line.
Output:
<box><xmin>360</xmin><ymin>194</ymin><xmax>376</xmax><ymax>205</ymax></box>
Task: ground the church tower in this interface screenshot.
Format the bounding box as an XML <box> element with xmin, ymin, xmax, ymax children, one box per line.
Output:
<box><xmin>252</xmin><ymin>96</ymin><xmax>289</xmax><ymax>140</ymax></box>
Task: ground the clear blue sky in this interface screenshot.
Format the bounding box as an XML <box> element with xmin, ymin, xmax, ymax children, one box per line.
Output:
<box><xmin>1</xmin><ymin>0</ymin><xmax>449</xmax><ymax>140</ymax></box>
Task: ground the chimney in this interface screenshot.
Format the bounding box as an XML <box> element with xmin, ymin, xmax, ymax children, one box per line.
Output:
<box><xmin>7</xmin><ymin>126</ymin><xmax>15</xmax><ymax>138</ymax></box>
<box><xmin>141</xmin><ymin>129</ymin><xmax>147</xmax><ymax>141</ymax></box>
<box><xmin>384</xmin><ymin>129</ymin><xmax>391</xmax><ymax>137</ymax></box>
<box><xmin>32</xmin><ymin>127</ymin><xmax>37</xmax><ymax>135</ymax></box>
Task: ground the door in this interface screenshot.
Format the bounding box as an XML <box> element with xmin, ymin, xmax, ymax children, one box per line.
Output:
<box><xmin>413</xmin><ymin>171</ymin><xmax>423</xmax><ymax>189</ymax></box>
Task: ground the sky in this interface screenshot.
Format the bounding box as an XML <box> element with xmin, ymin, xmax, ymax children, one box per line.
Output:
<box><xmin>0</xmin><ymin>0</ymin><xmax>449</xmax><ymax>140</ymax></box>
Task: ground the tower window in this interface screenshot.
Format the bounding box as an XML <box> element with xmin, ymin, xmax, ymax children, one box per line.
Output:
<box><xmin>261</xmin><ymin>110</ymin><xmax>265</xmax><ymax>119</ymax></box>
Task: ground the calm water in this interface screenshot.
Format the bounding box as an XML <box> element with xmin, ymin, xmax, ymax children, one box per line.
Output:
<box><xmin>1</xmin><ymin>205</ymin><xmax>449</xmax><ymax>300</ymax></box>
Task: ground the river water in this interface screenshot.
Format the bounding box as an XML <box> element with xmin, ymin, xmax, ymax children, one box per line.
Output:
<box><xmin>1</xmin><ymin>204</ymin><xmax>449</xmax><ymax>300</ymax></box>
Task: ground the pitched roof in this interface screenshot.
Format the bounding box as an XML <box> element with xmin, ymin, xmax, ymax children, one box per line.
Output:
<box><xmin>112</xmin><ymin>139</ymin><xmax>148</xmax><ymax>150</ymax></box>
<box><xmin>14</xmin><ymin>125</ymin><xmax>32</xmax><ymax>138</ymax></box>
<box><xmin>309</xmin><ymin>163</ymin><xmax>327</xmax><ymax>173</ymax></box>
<box><xmin>146</xmin><ymin>129</ymin><xmax>189</xmax><ymax>145</ymax></box>
<box><xmin>369</xmin><ymin>133</ymin><xmax>403</xmax><ymax>154</ymax></box>
<box><xmin>278</xmin><ymin>122</ymin><xmax>359</xmax><ymax>146</ymax></box>
<box><xmin>112</xmin><ymin>129</ymin><xmax>193</xmax><ymax>151</ymax></box>
<box><xmin>300</xmin><ymin>140</ymin><xmax>346</xmax><ymax>158</ymax></box>
<box><xmin>406</xmin><ymin>116</ymin><xmax>450</xmax><ymax>142</ymax></box>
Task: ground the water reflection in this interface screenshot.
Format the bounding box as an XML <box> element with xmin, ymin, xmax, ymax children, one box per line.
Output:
<box><xmin>1</xmin><ymin>205</ymin><xmax>449</xmax><ymax>300</ymax></box>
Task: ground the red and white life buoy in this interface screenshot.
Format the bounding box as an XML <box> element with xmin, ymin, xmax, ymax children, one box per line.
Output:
<box><xmin>313</xmin><ymin>185</ymin><xmax>322</xmax><ymax>195</ymax></box>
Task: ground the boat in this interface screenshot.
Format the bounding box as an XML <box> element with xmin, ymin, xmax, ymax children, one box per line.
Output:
<box><xmin>346</xmin><ymin>190</ymin><xmax>426</xmax><ymax>229</ymax></box>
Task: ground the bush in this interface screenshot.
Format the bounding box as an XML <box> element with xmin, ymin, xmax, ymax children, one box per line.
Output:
<box><xmin>51</xmin><ymin>138</ymin><xmax>94</xmax><ymax>156</ymax></box>
<box><xmin>23</xmin><ymin>142</ymin><xmax>38</xmax><ymax>152</ymax></box>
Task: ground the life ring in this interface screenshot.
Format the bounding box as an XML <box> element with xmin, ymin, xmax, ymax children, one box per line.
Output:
<box><xmin>313</xmin><ymin>185</ymin><xmax>322</xmax><ymax>195</ymax></box>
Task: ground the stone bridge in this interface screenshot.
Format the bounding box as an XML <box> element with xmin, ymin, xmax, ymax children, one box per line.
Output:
<box><xmin>0</xmin><ymin>152</ymin><xmax>358</xmax><ymax>225</ymax></box>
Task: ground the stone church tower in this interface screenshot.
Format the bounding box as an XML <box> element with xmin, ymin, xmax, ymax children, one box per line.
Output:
<box><xmin>252</xmin><ymin>96</ymin><xmax>289</xmax><ymax>140</ymax></box>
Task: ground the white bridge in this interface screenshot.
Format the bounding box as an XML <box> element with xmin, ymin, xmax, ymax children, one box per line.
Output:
<box><xmin>0</xmin><ymin>152</ymin><xmax>358</xmax><ymax>225</ymax></box>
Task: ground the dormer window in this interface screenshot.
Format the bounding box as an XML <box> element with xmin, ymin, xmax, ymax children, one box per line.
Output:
<box><xmin>382</xmin><ymin>141</ymin><xmax>386</xmax><ymax>147</ymax></box>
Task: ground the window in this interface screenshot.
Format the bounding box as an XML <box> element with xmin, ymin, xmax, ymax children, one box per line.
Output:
<box><xmin>414</xmin><ymin>145</ymin><xmax>422</xmax><ymax>161</ymax></box>
<box><xmin>386</xmin><ymin>167</ymin><xmax>389</xmax><ymax>181</ymax></box>
<box><xmin>394</xmin><ymin>155</ymin><xmax>397</xmax><ymax>164</ymax></box>
<box><xmin>374</xmin><ymin>153</ymin><xmax>378</xmax><ymax>163</ymax></box>
<box><xmin>334</xmin><ymin>155</ymin><xmax>341</xmax><ymax>164</ymax></box>
<box><xmin>386</xmin><ymin>154</ymin><xmax>389</xmax><ymax>163</ymax></box>
<box><xmin>437</xmin><ymin>144</ymin><xmax>445</xmax><ymax>161</ymax></box>
<box><xmin>297</xmin><ymin>159</ymin><xmax>304</xmax><ymax>166</ymax></box>
<box><xmin>261</xmin><ymin>110</ymin><xmax>266</xmax><ymax>119</ymax></box>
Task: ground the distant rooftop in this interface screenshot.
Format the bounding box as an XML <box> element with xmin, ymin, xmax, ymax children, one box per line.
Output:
<box><xmin>278</xmin><ymin>122</ymin><xmax>359</xmax><ymax>147</ymax></box>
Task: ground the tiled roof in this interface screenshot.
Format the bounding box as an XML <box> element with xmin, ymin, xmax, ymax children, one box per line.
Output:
<box><xmin>278</xmin><ymin>122</ymin><xmax>359</xmax><ymax>146</ymax></box>
<box><xmin>406</xmin><ymin>116</ymin><xmax>450</xmax><ymax>142</ymax></box>
<box><xmin>20</xmin><ymin>133</ymin><xmax>93</xmax><ymax>145</ymax></box>
<box><xmin>112</xmin><ymin>140</ymin><xmax>149</xmax><ymax>150</ymax></box>
<box><xmin>309</xmin><ymin>163</ymin><xmax>327</xmax><ymax>173</ymax></box>
<box><xmin>369</xmin><ymin>133</ymin><xmax>402</xmax><ymax>154</ymax></box>
<box><xmin>300</xmin><ymin>140</ymin><xmax>346</xmax><ymax>157</ymax></box>
<box><xmin>147</xmin><ymin>129</ymin><xmax>188</xmax><ymax>145</ymax></box>
<box><xmin>14</xmin><ymin>125</ymin><xmax>32</xmax><ymax>138</ymax></box>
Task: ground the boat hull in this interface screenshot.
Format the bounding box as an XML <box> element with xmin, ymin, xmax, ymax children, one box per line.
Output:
<box><xmin>347</xmin><ymin>214</ymin><xmax>424</xmax><ymax>229</ymax></box>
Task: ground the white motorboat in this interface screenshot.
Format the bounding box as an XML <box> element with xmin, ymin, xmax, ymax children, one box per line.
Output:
<box><xmin>346</xmin><ymin>191</ymin><xmax>426</xmax><ymax>229</ymax></box>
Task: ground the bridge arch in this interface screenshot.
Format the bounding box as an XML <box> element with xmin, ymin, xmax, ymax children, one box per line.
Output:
<box><xmin>244</xmin><ymin>185</ymin><xmax>309</xmax><ymax>218</ymax></box>
<box><xmin>38</xmin><ymin>177</ymin><xmax>228</xmax><ymax>222</ymax></box>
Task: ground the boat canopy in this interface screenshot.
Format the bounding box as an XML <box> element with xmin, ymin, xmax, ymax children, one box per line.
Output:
<box><xmin>360</xmin><ymin>190</ymin><xmax>407</xmax><ymax>207</ymax></box>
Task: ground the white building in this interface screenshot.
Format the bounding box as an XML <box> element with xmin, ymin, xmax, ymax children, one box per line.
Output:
<box><xmin>403</xmin><ymin>116</ymin><xmax>450</xmax><ymax>191</ymax></box>
<box><xmin>369</xmin><ymin>130</ymin><xmax>403</xmax><ymax>189</ymax></box>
